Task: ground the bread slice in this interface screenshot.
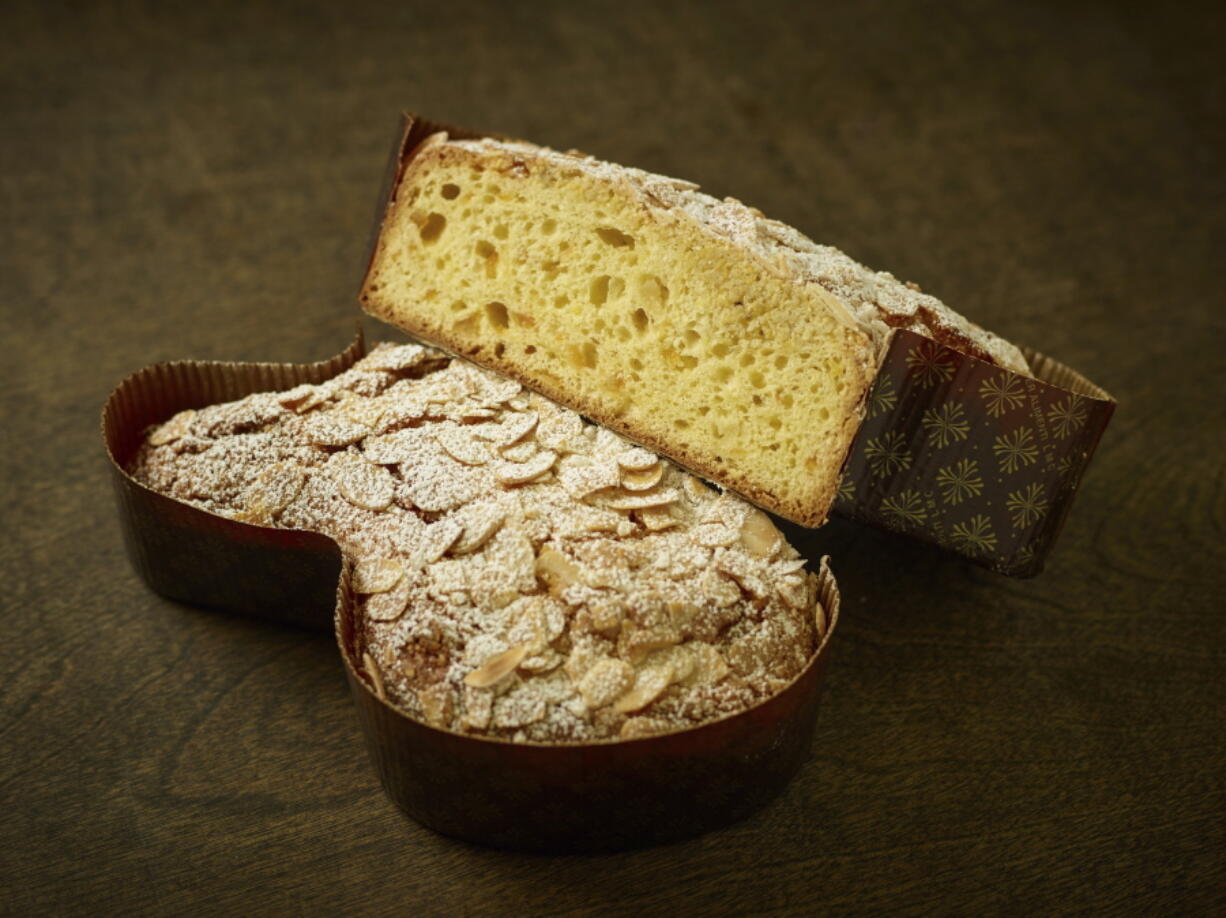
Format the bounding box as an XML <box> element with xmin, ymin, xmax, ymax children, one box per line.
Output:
<box><xmin>361</xmin><ymin>130</ymin><xmax>1028</xmax><ymax>526</ymax></box>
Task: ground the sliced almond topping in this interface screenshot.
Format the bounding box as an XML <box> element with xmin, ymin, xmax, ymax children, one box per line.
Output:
<box><xmin>815</xmin><ymin>598</ymin><xmax>828</xmax><ymax>639</ymax></box>
<box><xmin>620</xmin><ymin>627</ymin><xmax>681</xmax><ymax>664</ymax></box>
<box><xmin>497</xmin><ymin>411</ymin><xmax>538</xmax><ymax>448</ymax></box>
<box><xmin>577</xmin><ymin>658</ymin><xmax>635</xmax><ymax>709</ymax></box>
<box><xmin>740</xmin><ymin>508</ymin><xmax>782</xmax><ymax>558</ymax></box>
<box><xmin>149</xmin><ymin>409</ymin><xmax>197</xmax><ymax>446</ymax></box>
<box><xmin>304</xmin><ymin>413</ymin><xmax>370</xmax><ymax>447</ymax></box>
<box><xmin>613</xmin><ymin>662</ymin><xmax>673</xmax><ymax>714</ymax></box>
<box><xmin>365</xmin><ymin>579</ymin><xmax>412</xmax><ymax>622</ymax></box>
<box><xmin>417</xmin><ymin>518</ymin><xmax>463</xmax><ymax>564</ymax></box>
<box><xmin>520</xmin><ymin>649</ymin><xmax>563</xmax><ymax>674</ymax></box>
<box><xmin>364</xmin><ymin>343</ymin><xmax>429</xmax><ymax>372</ymax></box>
<box><xmin>452</xmin><ymin>508</ymin><xmax>505</xmax><ymax>554</ymax></box>
<box><xmin>276</xmin><ymin>385</ymin><xmax>317</xmax><ymax>411</ymax></box>
<box><xmin>620</xmin><ymin>463</ymin><xmax>663</xmax><ymax>491</ymax></box>
<box><xmin>616</xmin><ymin>448</ymin><xmax>658</xmax><ymax>471</ymax></box>
<box><xmin>417</xmin><ymin>683</ymin><xmax>454</xmax><ymax>726</ymax></box>
<box><xmin>499</xmin><ymin>440</ymin><xmax>539</xmax><ymax>464</ymax></box>
<box><xmin>435</xmin><ymin>426</ymin><xmax>489</xmax><ymax>465</ymax></box>
<box><xmin>683</xmin><ymin>643</ymin><xmax>730</xmax><ymax>686</ymax></box>
<box><xmin>464</xmin><ymin>645</ymin><xmax>528</xmax><ymax>688</ymax></box>
<box><xmin>495</xmin><ymin>450</ymin><xmax>556</xmax><ymax>486</ymax></box>
<box><xmin>244</xmin><ymin>462</ymin><xmax>307</xmax><ymax>518</ymax></box>
<box><xmin>683</xmin><ymin>476</ymin><xmax>716</xmax><ymax>500</ymax></box>
<box><xmin>691</xmin><ymin>522</ymin><xmax>740</xmax><ymax>548</ymax></box>
<box><xmin>638</xmin><ymin>506</ymin><xmax>680</xmax><ymax>532</ymax></box>
<box><xmin>596</xmin><ymin>488</ymin><xmax>679</xmax><ymax>511</ymax></box>
<box><xmin>362</xmin><ymin>652</ymin><xmax>387</xmax><ymax>701</ymax></box>
<box><xmin>619</xmin><ymin>716</ymin><xmax>671</xmax><ymax>740</ymax></box>
<box><xmin>361</xmin><ymin>428</ymin><xmax>423</xmax><ymax>465</ymax></box>
<box><xmin>353</xmin><ymin>558</ymin><xmax>405</xmax><ymax>594</ymax></box>
<box><xmin>536</xmin><ymin>412</ymin><xmax>584</xmax><ymax>452</ymax></box>
<box><xmin>559</xmin><ymin>459</ymin><xmax>621</xmax><ymax>499</ymax></box>
<box><xmin>667</xmin><ymin>601</ymin><xmax>700</xmax><ymax>633</ymax></box>
<box><xmin>337</xmin><ymin>459</ymin><xmax>396</xmax><ymax>511</ymax></box>
<box><xmin>535</xmin><ymin>546</ymin><xmax>581</xmax><ymax>595</ymax></box>
<box><xmin>777</xmin><ymin>575</ymin><xmax>809</xmax><ymax>610</ymax></box>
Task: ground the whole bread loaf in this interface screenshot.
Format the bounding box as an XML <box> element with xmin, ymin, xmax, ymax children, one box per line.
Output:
<box><xmin>361</xmin><ymin>132</ymin><xmax>1028</xmax><ymax>526</ymax></box>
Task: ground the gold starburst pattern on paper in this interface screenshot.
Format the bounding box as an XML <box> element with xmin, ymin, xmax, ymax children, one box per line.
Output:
<box><xmin>921</xmin><ymin>402</ymin><xmax>970</xmax><ymax>447</ymax></box>
<box><xmin>936</xmin><ymin>458</ymin><xmax>983</xmax><ymax>505</ymax></box>
<box><xmin>1047</xmin><ymin>394</ymin><xmax>1088</xmax><ymax>438</ymax></box>
<box><xmin>869</xmin><ymin>374</ymin><xmax>898</xmax><ymax>419</ymax></box>
<box><xmin>993</xmin><ymin>426</ymin><xmax>1039</xmax><ymax>474</ymax></box>
<box><xmin>880</xmin><ymin>489</ymin><xmax>928</xmax><ymax>526</ymax></box>
<box><xmin>979</xmin><ymin>373</ymin><xmax>1027</xmax><ymax>418</ymax></box>
<box><xmin>837</xmin><ymin>472</ymin><xmax>856</xmax><ymax>504</ymax></box>
<box><xmin>1006</xmin><ymin>482</ymin><xmax>1048</xmax><ymax>529</ymax></box>
<box><xmin>950</xmin><ymin>514</ymin><xmax>998</xmax><ymax>554</ymax></box>
<box><xmin>905</xmin><ymin>340</ymin><xmax>957</xmax><ymax>387</ymax></box>
<box><xmin>864</xmin><ymin>431</ymin><xmax>912</xmax><ymax>478</ymax></box>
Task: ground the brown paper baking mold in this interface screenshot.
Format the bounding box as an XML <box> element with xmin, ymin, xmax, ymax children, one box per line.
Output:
<box><xmin>363</xmin><ymin>113</ymin><xmax>1116</xmax><ymax>576</ymax></box>
<box><xmin>103</xmin><ymin>336</ymin><xmax>841</xmax><ymax>852</ymax></box>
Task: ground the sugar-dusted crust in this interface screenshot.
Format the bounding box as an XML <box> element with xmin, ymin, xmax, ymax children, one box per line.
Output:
<box><xmin>128</xmin><ymin>343</ymin><xmax>827</xmax><ymax>743</ymax></box>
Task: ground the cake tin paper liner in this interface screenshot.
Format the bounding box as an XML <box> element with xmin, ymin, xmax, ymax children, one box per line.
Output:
<box><xmin>832</xmin><ymin>329</ymin><xmax>1115</xmax><ymax>576</ymax></box>
<box><xmin>339</xmin><ymin>556</ymin><xmax>839</xmax><ymax>853</ymax></box>
<box><xmin>103</xmin><ymin>336</ymin><xmax>841</xmax><ymax>851</ymax></box>
<box><xmin>103</xmin><ymin>331</ymin><xmax>366</xmax><ymax>630</ymax></box>
<box><xmin>362</xmin><ymin>112</ymin><xmax>1116</xmax><ymax>576</ymax></box>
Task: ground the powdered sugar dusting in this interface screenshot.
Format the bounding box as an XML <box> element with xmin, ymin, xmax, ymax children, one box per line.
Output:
<box><xmin>129</xmin><ymin>343</ymin><xmax>824</xmax><ymax>743</ymax></box>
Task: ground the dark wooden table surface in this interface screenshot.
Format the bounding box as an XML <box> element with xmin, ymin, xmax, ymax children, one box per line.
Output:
<box><xmin>3</xmin><ymin>1</ymin><xmax>1222</xmax><ymax>915</ymax></box>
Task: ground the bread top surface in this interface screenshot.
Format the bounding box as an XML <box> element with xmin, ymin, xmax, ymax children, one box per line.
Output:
<box><xmin>438</xmin><ymin>135</ymin><xmax>1029</xmax><ymax>375</ymax></box>
<box><xmin>128</xmin><ymin>343</ymin><xmax>826</xmax><ymax>744</ymax></box>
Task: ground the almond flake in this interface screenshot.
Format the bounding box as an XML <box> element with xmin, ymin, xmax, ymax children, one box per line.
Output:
<box><xmin>362</xmin><ymin>428</ymin><xmax>426</xmax><ymax>464</ymax></box>
<box><xmin>353</xmin><ymin>558</ymin><xmax>405</xmax><ymax>594</ymax></box>
<box><xmin>682</xmin><ymin>643</ymin><xmax>730</xmax><ymax>685</ymax></box>
<box><xmin>620</xmin><ymin>627</ymin><xmax>682</xmax><ymax>664</ymax></box>
<box><xmin>304</xmin><ymin>413</ymin><xmax>369</xmax><ymax>447</ymax></box>
<box><xmin>495</xmin><ymin>450</ymin><xmax>556</xmax><ymax>485</ymax></box>
<box><xmin>520</xmin><ymin>649</ymin><xmax>563</xmax><ymax>674</ymax></box>
<box><xmin>620</xmin><ymin>463</ymin><xmax>663</xmax><ymax>491</ymax></box>
<box><xmin>497</xmin><ymin>412</ymin><xmax>538</xmax><ymax>448</ymax></box>
<box><xmin>616</xmin><ymin>448</ymin><xmax>658</xmax><ymax>471</ymax></box>
<box><xmin>364</xmin><ymin>343</ymin><xmax>430</xmax><ymax>372</ymax></box>
<box><xmin>535</xmin><ymin>546</ymin><xmax>581</xmax><ymax>595</ymax></box>
<box><xmin>418</xmin><ymin>683</ymin><xmax>454</xmax><ymax>726</ymax></box>
<box><xmin>452</xmin><ymin>507</ymin><xmax>506</xmax><ymax>554</ymax></box>
<box><xmin>777</xmin><ymin>576</ymin><xmax>809</xmax><ymax>610</ymax></box>
<box><xmin>362</xmin><ymin>652</ymin><xmax>387</xmax><ymax>701</ymax></box>
<box><xmin>499</xmin><ymin>440</ymin><xmax>539</xmax><ymax>463</ymax></box>
<box><xmin>416</xmin><ymin>518</ymin><xmax>463</xmax><ymax>564</ymax></box>
<box><xmin>244</xmin><ymin>462</ymin><xmax>306</xmax><ymax>519</ymax></box>
<box><xmin>464</xmin><ymin>645</ymin><xmax>528</xmax><ymax>688</ymax></box>
<box><xmin>638</xmin><ymin>506</ymin><xmax>680</xmax><ymax>531</ymax></box>
<box><xmin>435</xmin><ymin>426</ymin><xmax>489</xmax><ymax>465</ymax></box>
<box><xmin>620</xmin><ymin>716</ymin><xmax>671</xmax><ymax>740</ymax></box>
<box><xmin>559</xmin><ymin>458</ymin><xmax>621</xmax><ymax>499</ymax></box>
<box><xmin>596</xmin><ymin>488</ymin><xmax>679</xmax><ymax>511</ymax></box>
<box><xmin>815</xmin><ymin>599</ymin><xmax>828</xmax><ymax>639</ymax></box>
<box><xmin>613</xmin><ymin>662</ymin><xmax>673</xmax><ymax>714</ymax></box>
<box><xmin>683</xmin><ymin>476</ymin><xmax>716</xmax><ymax>500</ymax></box>
<box><xmin>365</xmin><ymin>579</ymin><xmax>412</xmax><ymax>622</ymax></box>
<box><xmin>337</xmin><ymin>459</ymin><xmax>396</xmax><ymax>511</ymax></box>
<box><xmin>461</xmin><ymin>687</ymin><xmax>494</xmax><ymax>731</ymax></box>
<box><xmin>578</xmin><ymin>658</ymin><xmax>635</xmax><ymax>709</ymax></box>
<box><xmin>276</xmin><ymin>385</ymin><xmax>317</xmax><ymax>411</ymax></box>
<box><xmin>149</xmin><ymin>410</ymin><xmax>197</xmax><ymax>446</ymax></box>
<box><xmin>740</xmin><ymin>509</ymin><xmax>782</xmax><ymax>558</ymax></box>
